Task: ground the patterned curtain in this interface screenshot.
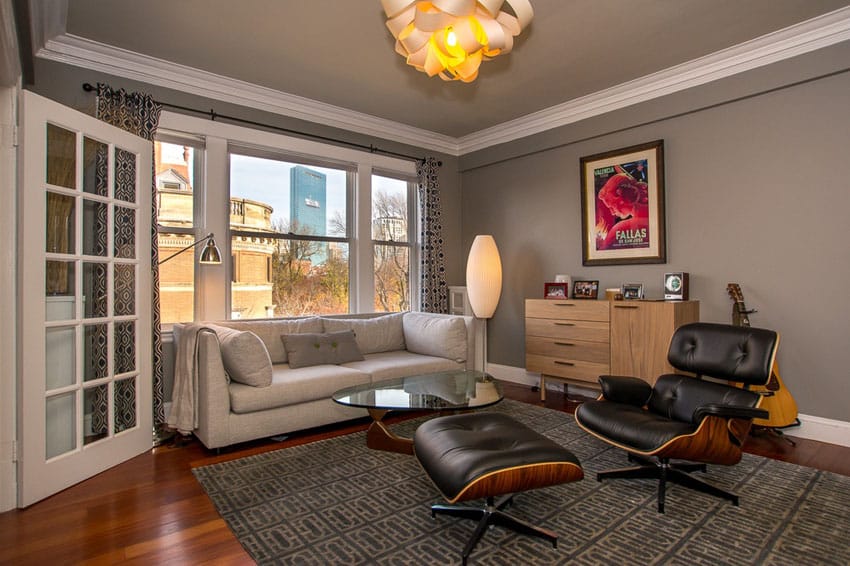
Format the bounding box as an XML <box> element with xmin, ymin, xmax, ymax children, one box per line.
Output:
<box><xmin>95</xmin><ymin>84</ymin><xmax>165</xmax><ymax>432</ymax></box>
<box><xmin>417</xmin><ymin>157</ymin><xmax>448</xmax><ymax>313</ymax></box>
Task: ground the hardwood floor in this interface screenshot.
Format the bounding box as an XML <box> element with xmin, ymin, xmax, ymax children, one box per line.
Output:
<box><xmin>2</xmin><ymin>382</ymin><xmax>848</xmax><ymax>565</ymax></box>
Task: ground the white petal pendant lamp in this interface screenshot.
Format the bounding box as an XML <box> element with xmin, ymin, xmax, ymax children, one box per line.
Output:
<box><xmin>381</xmin><ymin>0</ymin><xmax>534</xmax><ymax>82</ymax></box>
<box><xmin>466</xmin><ymin>235</ymin><xmax>502</xmax><ymax>318</ymax></box>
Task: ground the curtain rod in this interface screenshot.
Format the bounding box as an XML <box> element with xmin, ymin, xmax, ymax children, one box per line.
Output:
<box><xmin>82</xmin><ymin>82</ymin><xmax>425</xmax><ymax>163</ymax></box>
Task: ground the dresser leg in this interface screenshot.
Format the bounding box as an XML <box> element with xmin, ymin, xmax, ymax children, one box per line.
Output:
<box><xmin>539</xmin><ymin>375</ymin><xmax>546</xmax><ymax>401</ymax></box>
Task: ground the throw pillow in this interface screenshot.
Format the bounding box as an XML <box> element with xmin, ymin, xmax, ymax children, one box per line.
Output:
<box><xmin>402</xmin><ymin>312</ymin><xmax>467</xmax><ymax>363</ymax></box>
<box><xmin>282</xmin><ymin>330</ymin><xmax>365</xmax><ymax>369</ymax></box>
<box><xmin>217</xmin><ymin>316</ymin><xmax>323</xmax><ymax>363</ymax></box>
<box><xmin>216</xmin><ymin>328</ymin><xmax>273</xmax><ymax>387</ymax></box>
<box><xmin>322</xmin><ymin>313</ymin><xmax>406</xmax><ymax>354</ymax></box>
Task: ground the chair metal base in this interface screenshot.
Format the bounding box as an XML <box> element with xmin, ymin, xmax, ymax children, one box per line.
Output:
<box><xmin>597</xmin><ymin>454</ymin><xmax>739</xmax><ymax>513</ymax></box>
<box><xmin>430</xmin><ymin>495</ymin><xmax>558</xmax><ymax>565</ymax></box>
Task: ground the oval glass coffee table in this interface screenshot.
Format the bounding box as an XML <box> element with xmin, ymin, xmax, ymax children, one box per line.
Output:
<box><xmin>332</xmin><ymin>370</ymin><xmax>503</xmax><ymax>454</ymax></box>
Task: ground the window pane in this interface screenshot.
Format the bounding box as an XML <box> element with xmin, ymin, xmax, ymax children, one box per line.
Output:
<box><xmin>372</xmin><ymin>175</ymin><xmax>409</xmax><ymax>242</ymax></box>
<box><xmin>155</xmin><ymin>140</ymin><xmax>199</xmax><ymax>324</ymax></box>
<box><xmin>231</xmin><ymin>238</ymin><xmax>349</xmax><ymax>319</ymax></box>
<box><xmin>158</xmin><ymin>234</ymin><xmax>196</xmax><ymax>324</ymax></box>
<box><xmin>374</xmin><ymin>244</ymin><xmax>409</xmax><ymax>312</ymax></box>
<box><xmin>230</xmin><ymin>154</ymin><xmax>348</xmax><ymax>237</ymax></box>
<box><xmin>156</xmin><ymin>141</ymin><xmax>195</xmax><ymax>229</ymax></box>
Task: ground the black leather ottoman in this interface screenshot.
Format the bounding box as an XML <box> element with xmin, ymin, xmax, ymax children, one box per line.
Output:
<box><xmin>413</xmin><ymin>412</ymin><xmax>583</xmax><ymax>565</ymax></box>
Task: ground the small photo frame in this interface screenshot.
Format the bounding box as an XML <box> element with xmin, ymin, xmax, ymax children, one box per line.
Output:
<box><xmin>544</xmin><ymin>282</ymin><xmax>569</xmax><ymax>299</ymax></box>
<box><xmin>622</xmin><ymin>283</ymin><xmax>644</xmax><ymax>300</ymax></box>
<box><xmin>572</xmin><ymin>280</ymin><xmax>599</xmax><ymax>299</ymax></box>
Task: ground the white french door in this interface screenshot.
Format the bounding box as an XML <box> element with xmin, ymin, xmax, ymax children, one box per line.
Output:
<box><xmin>18</xmin><ymin>91</ymin><xmax>153</xmax><ymax>507</ymax></box>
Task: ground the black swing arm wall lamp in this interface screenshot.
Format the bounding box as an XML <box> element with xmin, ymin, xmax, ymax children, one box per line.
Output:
<box><xmin>157</xmin><ymin>233</ymin><xmax>222</xmax><ymax>266</ymax></box>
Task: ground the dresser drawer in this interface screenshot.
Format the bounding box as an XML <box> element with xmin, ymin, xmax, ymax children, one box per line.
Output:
<box><xmin>526</xmin><ymin>354</ymin><xmax>607</xmax><ymax>384</ymax></box>
<box><xmin>526</xmin><ymin>336</ymin><xmax>610</xmax><ymax>364</ymax></box>
<box><xmin>526</xmin><ymin>299</ymin><xmax>610</xmax><ymax>322</ymax></box>
<box><xmin>526</xmin><ymin>318</ymin><xmax>610</xmax><ymax>343</ymax></box>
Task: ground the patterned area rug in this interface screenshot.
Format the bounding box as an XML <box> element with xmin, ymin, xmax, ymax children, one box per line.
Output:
<box><xmin>193</xmin><ymin>400</ymin><xmax>850</xmax><ymax>565</ymax></box>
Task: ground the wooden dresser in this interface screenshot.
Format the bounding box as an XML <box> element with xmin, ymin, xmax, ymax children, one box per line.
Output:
<box><xmin>525</xmin><ymin>298</ymin><xmax>699</xmax><ymax>399</ymax></box>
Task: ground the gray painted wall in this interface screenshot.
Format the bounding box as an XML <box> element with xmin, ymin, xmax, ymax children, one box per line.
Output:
<box><xmin>461</xmin><ymin>51</ymin><xmax>850</xmax><ymax>421</ymax></box>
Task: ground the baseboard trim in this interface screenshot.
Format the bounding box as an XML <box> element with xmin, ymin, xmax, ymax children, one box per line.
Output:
<box><xmin>487</xmin><ymin>363</ymin><xmax>850</xmax><ymax>449</ymax></box>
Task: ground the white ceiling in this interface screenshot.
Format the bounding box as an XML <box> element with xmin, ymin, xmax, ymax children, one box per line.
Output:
<box><xmin>36</xmin><ymin>0</ymin><xmax>850</xmax><ymax>154</ymax></box>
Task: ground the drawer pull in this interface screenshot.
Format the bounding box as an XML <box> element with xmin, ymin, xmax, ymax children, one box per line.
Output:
<box><xmin>614</xmin><ymin>305</ymin><xmax>639</xmax><ymax>309</ymax></box>
<box><xmin>554</xmin><ymin>322</ymin><xmax>575</xmax><ymax>327</ymax></box>
<box><xmin>554</xmin><ymin>342</ymin><xmax>575</xmax><ymax>347</ymax></box>
<box><xmin>554</xmin><ymin>360</ymin><xmax>575</xmax><ymax>366</ymax></box>
<box><xmin>553</xmin><ymin>303</ymin><xmax>575</xmax><ymax>307</ymax></box>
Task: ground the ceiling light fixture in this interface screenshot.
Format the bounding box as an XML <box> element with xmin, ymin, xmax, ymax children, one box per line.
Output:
<box><xmin>381</xmin><ymin>0</ymin><xmax>533</xmax><ymax>83</ymax></box>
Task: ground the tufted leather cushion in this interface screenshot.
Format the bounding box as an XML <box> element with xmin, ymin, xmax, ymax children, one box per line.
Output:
<box><xmin>414</xmin><ymin>412</ymin><xmax>583</xmax><ymax>502</ymax></box>
<box><xmin>575</xmin><ymin>401</ymin><xmax>697</xmax><ymax>452</ymax></box>
<box><xmin>648</xmin><ymin>374</ymin><xmax>761</xmax><ymax>424</ymax></box>
<box><xmin>667</xmin><ymin>322</ymin><xmax>778</xmax><ymax>385</ymax></box>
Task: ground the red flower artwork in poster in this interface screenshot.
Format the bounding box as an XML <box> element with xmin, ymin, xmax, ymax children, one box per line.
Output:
<box><xmin>594</xmin><ymin>161</ymin><xmax>650</xmax><ymax>251</ymax></box>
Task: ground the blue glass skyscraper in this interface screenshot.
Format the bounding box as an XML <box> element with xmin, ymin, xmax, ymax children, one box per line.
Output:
<box><xmin>290</xmin><ymin>165</ymin><xmax>327</xmax><ymax>263</ymax></box>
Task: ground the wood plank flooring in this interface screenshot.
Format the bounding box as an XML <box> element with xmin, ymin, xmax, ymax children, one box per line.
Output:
<box><xmin>2</xmin><ymin>382</ymin><xmax>847</xmax><ymax>565</ymax></box>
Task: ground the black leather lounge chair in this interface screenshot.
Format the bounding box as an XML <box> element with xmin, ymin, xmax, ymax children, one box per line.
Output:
<box><xmin>575</xmin><ymin>322</ymin><xmax>779</xmax><ymax>512</ymax></box>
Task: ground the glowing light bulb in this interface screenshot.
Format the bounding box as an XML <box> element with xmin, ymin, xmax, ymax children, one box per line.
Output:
<box><xmin>446</xmin><ymin>27</ymin><xmax>457</xmax><ymax>47</ymax></box>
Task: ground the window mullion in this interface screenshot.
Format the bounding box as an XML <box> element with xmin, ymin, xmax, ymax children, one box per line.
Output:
<box><xmin>353</xmin><ymin>165</ymin><xmax>374</xmax><ymax>313</ymax></box>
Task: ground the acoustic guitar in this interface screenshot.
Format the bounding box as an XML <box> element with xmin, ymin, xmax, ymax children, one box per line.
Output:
<box><xmin>726</xmin><ymin>283</ymin><xmax>799</xmax><ymax>428</ymax></box>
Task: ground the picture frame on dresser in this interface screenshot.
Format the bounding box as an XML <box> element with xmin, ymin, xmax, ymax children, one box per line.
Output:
<box><xmin>572</xmin><ymin>280</ymin><xmax>599</xmax><ymax>299</ymax></box>
<box><xmin>580</xmin><ymin>140</ymin><xmax>666</xmax><ymax>266</ymax></box>
<box><xmin>544</xmin><ymin>282</ymin><xmax>569</xmax><ymax>299</ymax></box>
<box><xmin>622</xmin><ymin>283</ymin><xmax>644</xmax><ymax>300</ymax></box>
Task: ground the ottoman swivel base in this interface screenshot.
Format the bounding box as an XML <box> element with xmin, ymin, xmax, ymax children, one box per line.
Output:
<box><xmin>414</xmin><ymin>412</ymin><xmax>583</xmax><ymax>565</ymax></box>
<box><xmin>431</xmin><ymin>494</ymin><xmax>559</xmax><ymax>564</ymax></box>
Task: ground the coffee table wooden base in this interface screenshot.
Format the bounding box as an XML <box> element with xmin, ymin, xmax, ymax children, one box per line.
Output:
<box><xmin>366</xmin><ymin>409</ymin><xmax>414</xmax><ymax>455</ymax></box>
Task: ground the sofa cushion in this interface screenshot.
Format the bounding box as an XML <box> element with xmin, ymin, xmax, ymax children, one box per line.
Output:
<box><xmin>402</xmin><ymin>312</ymin><xmax>467</xmax><ymax>363</ymax></box>
<box><xmin>341</xmin><ymin>350</ymin><xmax>462</xmax><ymax>381</ymax></box>
<box><xmin>217</xmin><ymin>316</ymin><xmax>323</xmax><ymax>364</ymax></box>
<box><xmin>282</xmin><ymin>330</ymin><xmax>365</xmax><ymax>369</ymax></box>
<box><xmin>216</xmin><ymin>327</ymin><xmax>273</xmax><ymax>387</ymax></box>
<box><xmin>229</xmin><ymin>364</ymin><xmax>371</xmax><ymax>413</ymax></box>
<box><xmin>322</xmin><ymin>313</ymin><xmax>406</xmax><ymax>354</ymax></box>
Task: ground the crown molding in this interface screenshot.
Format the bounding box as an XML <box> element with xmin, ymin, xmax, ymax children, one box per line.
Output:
<box><xmin>37</xmin><ymin>33</ymin><xmax>462</xmax><ymax>156</ymax></box>
<box><xmin>34</xmin><ymin>6</ymin><xmax>850</xmax><ymax>157</ymax></box>
<box><xmin>458</xmin><ymin>6</ymin><xmax>850</xmax><ymax>154</ymax></box>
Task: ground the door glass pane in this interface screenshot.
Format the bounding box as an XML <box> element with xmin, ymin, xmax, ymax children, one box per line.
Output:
<box><xmin>83</xmin><ymin>324</ymin><xmax>109</xmax><ymax>382</ymax></box>
<box><xmin>83</xmin><ymin>137</ymin><xmax>109</xmax><ymax>196</ymax></box>
<box><xmin>45</xmin><ymin>327</ymin><xmax>75</xmax><ymax>390</ymax></box>
<box><xmin>46</xmin><ymin>124</ymin><xmax>76</xmax><ymax>189</ymax></box>
<box><xmin>114</xmin><ymin>206</ymin><xmax>136</xmax><ymax>259</ymax></box>
<box><xmin>374</xmin><ymin>244</ymin><xmax>410</xmax><ymax>312</ymax></box>
<box><xmin>82</xmin><ymin>199</ymin><xmax>109</xmax><ymax>256</ymax></box>
<box><xmin>84</xmin><ymin>385</ymin><xmax>108</xmax><ymax>445</ymax></box>
<box><xmin>114</xmin><ymin>377</ymin><xmax>137</xmax><ymax>434</ymax></box>
<box><xmin>114</xmin><ymin>264</ymin><xmax>135</xmax><ymax>316</ymax></box>
<box><xmin>83</xmin><ymin>262</ymin><xmax>108</xmax><ymax>318</ymax></box>
<box><xmin>46</xmin><ymin>192</ymin><xmax>75</xmax><ymax>254</ymax></box>
<box><xmin>114</xmin><ymin>148</ymin><xmax>136</xmax><ymax>203</ymax></box>
<box><xmin>114</xmin><ymin>321</ymin><xmax>135</xmax><ymax>374</ymax></box>
<box><xmin>45</xmin><ymin>261</ymin><xmax>75</xmax><ymax>318</ymax></box>
<box><xmin>46</xmin><ymin>392</ymin><xmax>76</xmax><ymax>459</ymax></box>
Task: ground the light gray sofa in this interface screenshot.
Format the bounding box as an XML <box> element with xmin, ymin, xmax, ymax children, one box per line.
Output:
<box><xmin>174</xmin><ymin>311</ymin><xmax>479</xmax><ymax>450</ymax></box>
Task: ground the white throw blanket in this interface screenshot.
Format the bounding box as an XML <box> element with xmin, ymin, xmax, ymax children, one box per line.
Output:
<box><xmin>167</xmin><ymin>324</ymin><xmax>218</xmax><ymax>435</ymax></box>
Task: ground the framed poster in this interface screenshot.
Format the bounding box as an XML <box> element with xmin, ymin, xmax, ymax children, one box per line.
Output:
<box><xmin>580</xmin><ymin>140</ymin><xmax>666</xmax><ymax>266</ymax></box>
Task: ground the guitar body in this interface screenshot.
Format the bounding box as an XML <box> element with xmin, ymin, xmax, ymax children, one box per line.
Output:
<box><xmin>726</xmin><ymin>283</ymin><xmax>799</xmax><ymax>428</ymax></box>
